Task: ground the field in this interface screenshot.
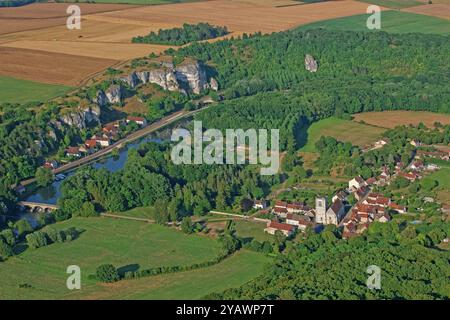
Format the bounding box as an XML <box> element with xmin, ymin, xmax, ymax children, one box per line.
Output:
<box><xmin>0</xmin><ymin>75</ymin><xmax>71</xmax><ymax>104</ymax></box>
<box><xmin>0</xmin><ymin>217</ymin><xmax>270</xmax><ymax>299</ymax></box>
<box><xmin>403</xmin><ymin>3</ymin><xmax>450</xmax><ymax>20</ymax></box>
<box><xmin>0</xmin><ymin>0</ymin><xmax>375</xmax><ymax>89</ymax></box>
<box><xmin>300</xmin><ymin>117</ymin><xmax>386</xmax><ymax>152</ymax></box>
<box><xmin>0</xmin><ymin>47</ymin><xmax>117</xmax><ymax>86</ymax></box>
<box><xmin>235</xmin><ymin>220</ymin><xmax>272</xmax><ymax>242</ymax></box>
<box><xmin>299</xmin><ymin>10</ymin><xmax>450</xmax><ymax>34</ymax></box>
<box><xmin>353</xmin><ymin>111</ymin><xmax>450</xmax><ymax>128</ymax></box>
<box><xmin>357</xmin><ymin>0</ymin><xmax>423</xmax><ymax>8</ymax></box>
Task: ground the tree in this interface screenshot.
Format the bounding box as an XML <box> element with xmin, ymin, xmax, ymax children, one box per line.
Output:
<box><xmin>26</xmin><ymin>231</ymin><xmax>48</xmax><ymax>249</ymax></box>
<box><xmin>35</xmin><ymin>167</ymin><xmax>54</xmax><ymax>187</ymax></box>
<box><xmin>96</xmin><ymin>264</ymin><xmax>120</xmax><ymax>283</ymax></box>
<box><xmin>14</xmin><ymin>219</ymin><xmax>33</xmax><ymax>238</ymax></box>
<box><xmin>0</xmin><ymin>238</ymin><xmax>13</xmax><ymax>260</ymax></box>
<box><xmin>180</xmin><ymin>217</ymin><xmax>194</xmax><ymax>234</ymax></box>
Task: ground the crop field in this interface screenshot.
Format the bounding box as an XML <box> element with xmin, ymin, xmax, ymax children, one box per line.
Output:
<box><xmin>299</xmin><ymin>10</ymin><xmax>450</xmax><ymax>35</ymax></box>
<box><xmin>0</xmin><ymin>75</ymin><xmax>71</xmax><ymax>104</ymax></box>
<box><xmin>357</xmin><ymin>0</ymin><xmax>423</xmax><ymax>9</ymax></box>
<box><xmin>0</xmin><ymin>47</ymin><xmax>117</xmax><ymax>86</ymax></box>
<box><xmin>0</xmin><ymin>217</ymin><xmax>225</xmax><ymax>299</ymax></box>
<box><xmin>300</xmin><ymin>117</ymin><xmax>386</xmax><ymax>152</ymax></box>
<box><xmin>353</xmin><ymin>111</ymin><xmax>450</xmax><ymax>128</ymax></box>
<box><xmin>403</xmin><ymin>3</ymin><xmax>450</xmax><ymax>20</ymax></box>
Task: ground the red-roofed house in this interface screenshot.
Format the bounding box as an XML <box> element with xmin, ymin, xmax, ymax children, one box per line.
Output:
<box><xmin>286</xmin><ymin>213</ymin><xmax>310</xmax><ymax>231</ymax></box>
<box><xmin>349</xmin><ymin>176</ymin><xmax>367</xmax><ymax>191</ymax></box>
<box><xmin>65</xmin><ymin>147</ymin><xmax>81</xmax><ymax>158</ymax></box>
<box><xmin>264</xmin><ymin>221</ymin><xmax>296</xmax><ymax>237</ymax></box>
<box><xmin>127</xmin><ymin>116</ymin><xmax>147</xmax><ymax>126</ymax></box>
<box><xmin>273</xmin><ymin>206</ymin><xmax>288</xmax><ymax>218</ymax></box>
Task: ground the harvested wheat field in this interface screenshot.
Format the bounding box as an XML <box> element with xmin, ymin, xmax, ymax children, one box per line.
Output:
<box><xmin>0</xmin><ymin>3</ymin><xmax>137</xmax><ymax>35</ymax></box>
<box><xmin>353</xmin><ymin>111</ymin><xmax>450</xmax><ymax>129</ymax></box>
<box><xmin>84</xmin><ymin>0</ymin><xmax>377</xmax><ymax>37</ymax></box>
<box><xmin>1</xmin><ymin>40</ymin><xmax>171</xmax><ymax>60</ymax></box>
<box><xmin>0</xmin><ymin>47</ymin><xmax>117</xmax><ymax>86</ymax></box>
<box><xmin>403</xmin><ymin>3</ymin><xmax>450</xmax><ymax>20</ymax></box>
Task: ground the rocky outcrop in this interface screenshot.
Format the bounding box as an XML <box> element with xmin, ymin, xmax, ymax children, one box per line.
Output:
<box><xmin>105</xmin><ymin>85</ymin><xmax>124</xmax><ymax>104</ymax></box>
<box><xmin>94</xmin><ymin>90</ymin><xmax>108</xmax><ymax>107</ymax></box>
<box><xmin>305</xmin><ymin>54</ymin><xmax>318</xmax><ymax>73</ymax></box>
<box><xmin>60</xmin><ymin>105</ymin><xmax>101</xmax><ymax>129</ymax></box>
<box><xmin>209</xmin><ymin>77</ymin><xmax>219</xmax><ymax>91</ymax></box>
<box><xmin>116</xmin><ymin>60</ymin><xmax>212</xmax><ymax>95</ymax></box>
<box><xmin>175</xmin><ymin>61</ymin><xmax>208</xmax><ymax>95</ymax></box>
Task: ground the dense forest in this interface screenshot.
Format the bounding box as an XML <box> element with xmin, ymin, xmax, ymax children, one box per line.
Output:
<box><xmin>57</xmin><ymin>142</ymin><xmax>281</xmax><ymax>221</ymax></box>
<box><xmin>207</xmin><ymin>219</ymin><xmax>449</xmax><ymax>299</ymax></box>
<box><xmin>132</xmin><ymin>23</ymin><xmax>229</xmax><ymax>45</ymax></box>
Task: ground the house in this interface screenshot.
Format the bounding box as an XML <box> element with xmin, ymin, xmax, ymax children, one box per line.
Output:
<box><xmin>85</xmin><ymin>139</ymin><xmax>98</xmax><ymax>150</ymax></box>
<box><xmin>395</xmin><ymin>162</ymin><xmax>404</xmax><ymax>172</ymax></box>
<box><xmin>126</xmin><ymin>116</ymin><xmax>147</xmax><ymax>126</ymax></box>
<box><xmin>355</xmin><ymin>186</ymin><xmax>370</xmax><ymax>201</ymax></box>
<box><xmin>316</xmin><ymin>198</ymin><xmax>346</xmax><ymax>226</ymax></box>
<box><xmin>43</xmin><ymin>160</ymin><xmax>58</xmax><ymax>170</ymax></box>
<box><xmin>398</xmin><ymin>171</ymin><xmax>420</xmax><ymax>182</ymax></box>
<box><xmin>65</xmin><ymin>147</ymin><xmax>82</xmax><ymax>158</ymax></box>
<box><xmin>273</xmin><ymin>206</ymin><xmax>288</xmax><ymax>218</ymax></box>
<box><xmin>274</xmin><ymin>200</ymin><xmax>288</xmax><ymax>209</ymax></box>
<box><xmin>426</xmin><ymin>164</ymin><xmax>440</xmax><ymax>171</ymax></box>
<box><xmin>389</xmin><ymin>202</ymin><xmax>407</xmax><ymax>214</ymax></box>
<box><xmin>374</xmin><ymin>212</ymin><xmax>391</xmax><ymax>223</ymax></box>
<box><xmin>410</xmin><ymin>160</ymin><xmax>424</xmax><ymax>171</ymax></box>
<box><xmin>102</xmin><ymin>123</ymin><xmax>120</xmax><ymax>139</ymax></box>
<box><xmin>342</xmin><ymin>222</ymin><xmax>359</xmax><ymax>239</ymax></box>
<box><xmin>253</xmin><ymin>200</ymin><xmax>267</xmax><ymax>210</ymax></box>
<box><xmin>92</xmin><ymin>134</ymin><xmax>111</xmax><ymax>147</ymax></box>
<box><xmin>286</xmin><ymin>202</ymin><xmax>309</xmax><ymax>214</ymax></box>
<box><xmin>332</xmin><ymin>190</ymin><xmax>348</xmax><ymax>203</ymax></box>
<box><xmin>366</xmin><ymin>177</ymin><xmax>377</xmax><ymax>186</ymax></box>
<box><xmin>374</xmin><ymin>138</ymin><xmax>389</xmax><ymax>148</ymax></box>
<box><xmin>264</xmin><ymin>221</ymin><xmax>296</xmax><ymax>237</ymax></box>
<box><xmin>349</xmin><ymin>176</ymin><xmax>366</xmax><ymax>191</ymax></box>
<box><xmin>285</xmin><ymin>214</ymin><xmax>310</xmax><ymax>231</ymax></box>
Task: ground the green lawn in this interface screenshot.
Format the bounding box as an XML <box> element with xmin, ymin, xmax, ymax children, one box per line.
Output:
<box><xmin>298</xmin><ymin>11</ymin><xmax>450</xmax><ymax>35</ymax></box>
<box><xmin>65</xmin><ymin>250</ymin><xmax>270</xmax><ymax>299</ymax></box>
<box><xmin>235</xmin><ymin>220</ymin><xmax>272</xmax><ymax>242</ymax></box>
<box><xmin>357</xmin><ymin>0</ymin><xmax>424</xmax><ymax>9</ymax></box>
<box><xmin>423</xmin><ymin>167</ymin><xmax>450</xmax><ymax>189</ymax></box>
<box><xmin>0</xmin><ymin>76</ymin><xmax>71</xmax><ymax>104</ymax></box>
<box><xmin>0</xmin><ymin>217</ymin><xmax>223</xmax><ymax>299</ymax></box>
<box><xmin>300</xmin><ymin>117</ymin><xmax>386</xmax><ymax>152</ymax></box>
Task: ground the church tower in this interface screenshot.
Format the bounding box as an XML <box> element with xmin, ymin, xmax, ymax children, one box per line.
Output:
<box><xmin>315</xmin><ymin>197</ymin><xmax>327</xmax><ymax>224</ymax></box>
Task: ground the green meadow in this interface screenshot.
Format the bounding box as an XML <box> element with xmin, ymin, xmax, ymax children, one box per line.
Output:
<box><xmin>300</xmin><ymin>117</ymin><xmax>385</xmax><ymax>152</ymax></box>
<box><xmin>299</xmin><ymin>11</ymin><xmax>450</xmax><ymax>35</ymax></box>
<box><xmin>357</xmin><ymin>0</ymin><xmax>424</xmax><ymax>9</ymax></box>
<box><xmin>0</xmin><ymin>76</ymin><xmax>71</xmax><ymax>104</ymax></box>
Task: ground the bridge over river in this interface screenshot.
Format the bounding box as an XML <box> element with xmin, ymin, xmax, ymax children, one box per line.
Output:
<box><xmin>17</xmin><ymin>201</ymin><xmax>59</xmax><ymax>213</ymax></box>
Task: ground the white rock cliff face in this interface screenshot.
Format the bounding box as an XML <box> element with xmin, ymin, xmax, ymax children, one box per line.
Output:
<box><xmin>60</xmin><ymin>105</ymin><xmax>101</xmax><ymax>129</ymax></box>
<box><xmin>117</xmin><ymin>60</ymin><xmax>215</xmax><ymax>95</ymax></box>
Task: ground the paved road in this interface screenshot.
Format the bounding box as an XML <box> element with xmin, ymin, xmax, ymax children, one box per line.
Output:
<box><xmin>19</xmin><ymin>106</ymin><xmax>209</xmax><ymax>187</ymax></box>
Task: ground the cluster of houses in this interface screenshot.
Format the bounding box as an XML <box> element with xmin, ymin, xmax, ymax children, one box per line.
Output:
<box><xmin>63</xmin><ymin>116</ymin><xmax>147</xmax><ymax>159</ymax></box>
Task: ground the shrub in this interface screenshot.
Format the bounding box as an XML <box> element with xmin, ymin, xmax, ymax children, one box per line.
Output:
<box><xmin>96</xmin><ymin>264</ymin><xmax>120</xmax><ymax>283</ymax></box>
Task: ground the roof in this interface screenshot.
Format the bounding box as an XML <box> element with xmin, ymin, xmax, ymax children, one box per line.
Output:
<box><xmin>274</xmin><ymin>200</ymin><xmax>288</xmax><ymax>208</ymax></box>
<box><xmin>267</xmin><ymin>221</ymin><xmax>295</xmax><ymax>232</ymax></box>
<box><xmin>329</xmin><ymin>199</ymin><xmax>343</xmax><ymax>214</ymax></box>
<box><xmin>273</xmin><ymin>207</ymin><xmax>288</xmax><ymax>213</ymax></box>
<box><xmin>354</xmin><ymin>176</ymin><xmax>365</xmax><ymax>184</ymax></box>
<box><xmin>127</xmin><ymin>116</ymin><xmax>146</xmax><ymax>122</ymax></box>
<box><xmin>286</xmin><ymin>213</ymin><xmax>302</xmax><ymax>221</ymax></box>
<box><xmin>66</xmin><ymin>147</ymin><xmax>80</xmax><ymax>154</ymax></box>
<box><xmin>85</xmin><ymin>139</ymin><xmax>97</xmax><ymax>148</ymax></box>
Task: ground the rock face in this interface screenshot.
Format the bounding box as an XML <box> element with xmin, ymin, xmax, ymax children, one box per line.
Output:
<box><xmin>105</xmin><ymin>85</ymin><xmax>124</xmax><ymax>104</ymax></box>
<box><xmin>305</xmin><ymin>54</ymin><xmax>318</xmax><ymax>73</ymax></box>
<box><xmin>175</xmin><ymin>61</ymin><xmax>208</xmax><ymax>95</ymax></box>
<box><xmin>60</xmin><ymin>105</ymin><xmax>101</xmax><ymax>129</ymax></box>
<box><xmin>94</xmin><ymin>90</ymin><xmax>108</xmax><ymax>107</ymax></box>
<box><xmin>117</xmin><ymin>60</ymin><xmax>213</xmax><ymax>95</ymax></box>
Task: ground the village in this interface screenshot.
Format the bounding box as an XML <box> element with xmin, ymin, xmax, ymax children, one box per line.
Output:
<box><xmin>257</xmin><ymin>137</ymin><xmax>449</xmax><ymax>240</ymax></box>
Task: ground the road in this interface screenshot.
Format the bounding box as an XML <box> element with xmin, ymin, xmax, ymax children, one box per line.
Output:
<box><xmin>20</xmin><ymin>106</ymin><xmax>209</xmax><ymax>187</ymax></box>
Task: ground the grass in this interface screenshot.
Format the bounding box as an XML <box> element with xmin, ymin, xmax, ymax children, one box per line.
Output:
<box><xmin>0</xmin><ymin>217</ymin><xmax>223</xmax><ymax>299</ymax></box>
<box><xmin>0</xmin><ymin>76</ymin><xmax>71</xmax><ymax>104</ymax></box>
<box><xmin>298</xmin><ymin>11</ymin><xmax>450</xmax><ymax>35</ymax></box>
<box><xmin>56</xmin><ymin>0</ymin><xmax>202</xmax><ymax>4</ymax></box>
<box><xmin>353</xmin><ymin>111</ymin><xmax>450</xmax><ymax>129</ymax></box>
<box><xmin>65</xmin><ymin>250</ymin><xmax>270</xmax><ymax>299</ymax></box>
<box><xmin>300</xmin><ymin>117</ymin><xmax>386</xmax><ymax>152</ymax></box>
<box><xmin>235</xmin><ymin>220</ymin><xmax>272</xmax><ymax>242</ymax></box>
<box><xmin>357</xmin><ymin>0</ymin><xmax>424</xmax><ymax>9</ymax></box>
